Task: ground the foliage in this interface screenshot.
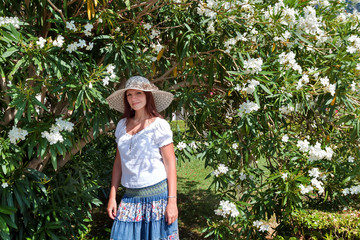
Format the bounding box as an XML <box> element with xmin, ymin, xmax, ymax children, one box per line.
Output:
<box><xmin>282</xmin><ymin>209</ymin><xmax>360</xmax><ymax>239</ymax></box>
<box><xmin>1</xmin><ymin>0</ymin><xmax>360</xmax><ymax>239</ymax></box>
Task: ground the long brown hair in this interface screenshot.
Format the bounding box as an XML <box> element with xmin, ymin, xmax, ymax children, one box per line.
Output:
<box><xmin>122</xmin><ymin>91</ymin><xmax>162</xmax><ymax>119</ymax></box>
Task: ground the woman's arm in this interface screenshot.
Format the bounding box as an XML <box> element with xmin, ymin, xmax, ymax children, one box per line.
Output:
<box><xmin>107</xmin><ymin>148</ymin><xmax>122</xmax><ymax>219</ymax></box>
<box><xmin>161</xmin><ymin>143</ymin><xmax>178</xmax><ymax>225</ymax></box>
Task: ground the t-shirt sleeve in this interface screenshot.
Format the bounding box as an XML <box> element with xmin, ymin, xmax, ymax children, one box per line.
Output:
<box><xmin>114</xmin><ymin>119</ymin><xmax>125</xmax><ymax>143</ymax></box>
<box><xmin>155</xmin><ymin>119</ymin><xmax>173</xmax><ymax>148</ymax></box>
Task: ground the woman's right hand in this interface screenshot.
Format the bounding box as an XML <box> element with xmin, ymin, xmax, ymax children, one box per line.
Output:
<box><xmin>107</xmin><ymin>198</ymin><xmax>117</xmax><ymax>220</ymax></box>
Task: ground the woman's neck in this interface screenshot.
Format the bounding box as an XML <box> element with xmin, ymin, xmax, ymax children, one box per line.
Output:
<box><xmin>133</xmin><ymin>108</ymin><xmax>151</xmax><ymax>122</ymax></box>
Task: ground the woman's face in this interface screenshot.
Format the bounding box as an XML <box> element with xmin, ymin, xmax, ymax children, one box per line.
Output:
<box><xmin>126</xmin><ymin>89</ymin><xmax>147</xmax><ymax>111</ymax></box>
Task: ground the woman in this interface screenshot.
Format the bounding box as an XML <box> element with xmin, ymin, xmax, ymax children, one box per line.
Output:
<box><xmin>106</xmin><ymin>76</ymin><xmax>179</xmax><ymax>240</ymax></box>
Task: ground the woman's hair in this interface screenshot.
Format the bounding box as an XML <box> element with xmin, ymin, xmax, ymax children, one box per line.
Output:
<box><xmin>123</xmin><ymin>91</ymin><xmax>162</xmax><ymax>119</ymax></box>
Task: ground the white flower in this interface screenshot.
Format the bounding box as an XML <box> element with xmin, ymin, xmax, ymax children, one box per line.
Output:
<box><xmin>279</xmin><ymin>104</ymin><xmax>294</xmax><ymax>115</ymax></box>
<box><xmin>150</xmin><ymin>29</ymin><xmax>160</xmax><ymax>39</ymax></box>
<box><xmin>351</xmin><ymin>81</ymin><xmax>356</xmax><ymax>91</ymax></box>
<box><xmin>253</xmin><ymin>220</ymin><xmax>263</xmax><ymax>228</ymax></box>
<box><xmin>238</xmin><ymin>100</ymin><xmax>260</xmax><ymax>118</ymax></box>
<box><xmin>189</xmin><ymin>141</ymin><xmax>198</xmax><ymax>149</ymax></box>
<box><xmin>299</xmin><ymin>184</ymin><xmax>313</xmax><ymax>194</ymax></box>
<box><xmin>281</xmin><ymin>173</ymin><xmax>288</xmax><ymax>180</ymax></box>
<box><xmin>309</xmin><ymin>168</ymin><xmax>321</xmax><ymax>178</ymax></box>
<box><xmin>84</xmin><ymin>22</ymin><xmax>93</xmax><ymax>32</ymax></box>
<box><xmin>297</xmin><ymin>139</ymin><xmax>310</xmax><ymax>152</ymax></box>
<box><xmin>348</xmin><ymin>156</ymin><xmax>355</xmax><ymax>163</ymax></box>
<box><xmin>1</xmin><ymin>182</ymin><xmax>9</xmax><ymax>188</ymax></box>
<box><xmin>0</xmin><ymin>16</ymin><xmax>20</xmax><ymax>28</ymax></box>
<box><xmin>89</xmin><ymin>82</ymin><xmax>93</xmax><ymax>88</ymax></box>
<box><xmin>282</xmin><ymin>134</ymin><xmax>289</xmax><ymax>143</ymax></box>
<box><xmin>66</xmin><ymin>20</ymin><xmax>76</xmax><ymax>31</ymax></box>
<box><xmin>239</xmin><ymin>172</ymin><xmax>246</xmax><ymax>180</ymax></box>
<box><xmin>8</xmin><ymin>126</ymin><xmax>28</xmax><ymax>144</ymax></box>
<box><xmin>53</xmin><ymin>35</ymin><xmax>65</xmax><ymax>47</ymax></box>
<box><xmin>41</xmin><ymin>118</ymin><xmax>74</xmax><ymax>144</ymax></box>
<box><xmin>356</xmin><ymin>63</ymin><xmax>360</xmax><ymax>70</ymax></box>
<box><xmin>98</xmin><ymin>18</ymin><xmax>103</xmax><ymax>23</ymax></box>
<box><xmin>342</xmin><ymin>188</ymin><xmax>350</xmax><ymax>196</ymax></box>
<box><xmin>86</xmin><ymin>42</ymin><xmax>94</xmax><ymax>50</ymax></box>
<box><xmin>214</xmin><ymin>200</ymin><xmax>239</xmax><ymax>218</ymax></box>
<box><xmin>66</xmin><ymin>42</ymin><xmax>78</xmax><ymax>53</ymax></box>
<box><xmin>36</xmin><ymin>37</ymin><xmax>47</xmax><ymax>48</ymax></box>
<box><xmin>143</xmin><ymin>23</ymin><xmax>152</xmax><ymax>30</ymax></box>
<box><xmin>319</xmin><ymin>76</ymin><xmax>329</xmax><ymax>86</ymax></box>
<box><xmin>177</xmin><ymin>141</ymin><xmax>187</xmax><ymax>150</ymax></box>
<box><xmin>77</xmin><ymin>39</ymin><xmax>87</xmax><ymax>48</ymax></box>
<box><xmin>243</xmin><ymin>57</ymin><xmax>263</xmax><ymax>74</ymax></box>
<box><xmin>41</xmin><ymin>131</ymin><xmax>64</xmax><ymax>145</ymax></box>
<box><xmin>232</xmin><ymin>143</ymin><xmax>238</xmax><ymax>149</ymax></box>
<box><xmin>259</xmin><ymin>224</ymin><xmax>270</xmax><ymax>232</ymax></box>
<box><xmin>218</xmin><ymin>164</ymin><xmax>228</xmax><ymax>174</ymax></box>
<box><xmin>103</xmin><ymin>76</ymin><xmax>110</xmax><ymax>86</ymax></box>
<box><xmin>278</xmin><ymin>51</ymin><xmax>302</xmax><ymax>73</ymax></box>
<box><xmin>242</xmin><ymin>79</ymin><xmax>260</xmax><ymax>94</ymax></box>
<box><xmin>207</xmin><ymin>21</ymin><xmax>215</xmax><ymax>34</ymax></box>
<box><xmin>152</xmin><ymin>43</ymin><xmax>164</xmax><ymax>54</ymax></box>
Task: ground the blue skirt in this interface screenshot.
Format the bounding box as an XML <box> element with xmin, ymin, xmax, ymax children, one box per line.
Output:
<box><xmin>110</xmin><ymin>179</ymin><xmax>179</xmax><ymax>240</ymax></box>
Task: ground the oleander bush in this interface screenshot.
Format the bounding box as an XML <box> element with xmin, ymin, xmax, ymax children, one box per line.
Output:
<box><xmin>1</xmin><ymin>0</ymin><xmax>360</xmax><ymax>239</ymax></box>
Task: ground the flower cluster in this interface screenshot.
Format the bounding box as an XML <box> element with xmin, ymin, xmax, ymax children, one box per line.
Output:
<box><xmin>281</xmin><ymin>172</ymin><xmax>288</xmax><ymax>180</ymax></box>
<box><xmin>342</xmin><ymin>185</ymin><xmax>360</xmax><ymax>196</ymax></box>
<box><xmin>66</xmin><ymin>20</ymin><xmax>76</xmax><ymax>31</ymax></box>
<box><xmin>0</xmin><ymin>16</ymin><xmax>20</xmax><ymax>28</ymax></box>
<box><xmin>239</xmin><ymin>172</ymin><xmax>246</xmax><ymax>180</ymax></box>
<box><xmin>8</xmin><ymin>126</ymin><xmax>28</xmax><ymax>144</ymax></box>
<box><xmin>214</xmin><ymin>200</ymin><xmax>239</xmax><ymax>218</ymax></box>
<box><xmin>176</xmin><ymin>141</ymin><xmax>187</xmax><ymax>150</ymax></box>
<box><xmin>235</xmin><ymin>79</ymin><xmax>260</xmax><ymax>95</ymax></box>
<box><xmin>53</xmin><ymin>35</ymin><xmax>65</xmax><ymax>47</ymax></box>
<box><xmin>264</xmin><ymin>1</ymin><xmax>298</xmax><ymax>28</ymax></box>
<box><xmin>253</xmin><ymin>220</ymin><xmax>270</xmax><ymax>232</ymax></box>
<box><xmin>297</xmin><ymin>6</ymin><xmax>324</xmax><ymax>36</ymax></box>
<box><xmin>213</xmin><ymin>164</ymin><xmax>228</xmax><ymax>177</ymax></box>
<box><xmin>297</xmin><ymin>140</ymin><xmax>334</xmax><ymax>161</ymax></box>
<box><xmin>41</xmin><ymin>118</ymin><xmax>74</xmax><ymax>145</ymax></box>
<box><xmin>282</xmin><ymin>134</ymin><xmax>289</xmax><ymax>142</ymax></box>
<box><xmin>296</xmin><ymin>74</ymin><xmax>309</xmax><ymax>90</ymax></box>
<box><xmin>102</xmin><ymin>64</ymin><xmax>116</xmax><ymax>86</ymax></box>
<box><xmin>347</xmin><ymin>35</ymin><xmax>360</xmax><ymax>54</ymax></box>
<box><xmin>279</xmin><ymin>104</ymin><xmax>295</xmax><ymax>115</ymax></box>
<box><xmin>299</xmin><ymin>168</ymin><xmax>325</xmax><ymax>195</ymax></box>
<box><xmin>279</xmin><ymin>51</ymin><xmax>302</xmax><ymax>74</ymax></box>
<box><xmin>84</xmin><ymin>23</ymin><xmax>93</xmax><ymax>36</ymax></box>
<box><xmin>348</xmin><ymin>156</ymin><xmax>355</xmax><ymax>163</ymax></box>
<box><xmin>319</xmin><ymin>76</ymin><xmax>336</xmax><ymax>96</ymax></box>
<box><xmin>1</xmin><ymin>182</ymin><xmax>9</xmax><ymax>188</ymax></box>
<box><xmin>36</xmin><ymin>37</ymin><xmax>47</xmax><ymax>48</ymax></box>
<box><xmin>238</xmin><ymin>100</ymin><xmax>260</xmax><ymax>118</ymax></box>
<box><xmin>243</xmin><ymin>57</ymin><xmax>263</xmax><ymax>74</ymax></box>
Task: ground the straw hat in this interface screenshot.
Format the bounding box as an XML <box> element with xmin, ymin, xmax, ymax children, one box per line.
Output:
<box><xmin>106</xmin><ymin>76</ymin><xmax>174</xmax><ymax>113</ymax></box>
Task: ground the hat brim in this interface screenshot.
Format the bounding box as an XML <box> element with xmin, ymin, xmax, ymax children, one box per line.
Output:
<box><xmin>106</xmin><ymin>88</ymin><xmax>174</xmax><ymax>113</ymax></box>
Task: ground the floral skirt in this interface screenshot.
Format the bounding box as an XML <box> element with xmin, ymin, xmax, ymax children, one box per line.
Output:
<box><xmin>110</xmin><ymin>179</ymin><xmax>179</xmax><ymax>240</ymax></box>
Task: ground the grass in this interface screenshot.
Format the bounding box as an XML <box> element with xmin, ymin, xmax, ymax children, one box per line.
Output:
<box><xmin>177</xmin><ymin>159</ymin><xmax>219</xmax><ymax>240</ymax></box>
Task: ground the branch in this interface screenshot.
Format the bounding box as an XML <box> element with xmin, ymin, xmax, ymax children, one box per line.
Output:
<box><xmin>47</xmin><ymin>0</ymin><xmax>66</xmax><ymax>23</ymax></box>
<box><xmin>56</xmin><ymin>121</ymin><xmax>116</xmax><ymax>170</ymax></box>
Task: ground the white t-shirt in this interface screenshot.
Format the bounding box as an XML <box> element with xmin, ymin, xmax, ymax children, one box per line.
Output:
<box><xmin>115</xmin><ymin>117</ymin><xmax>173</xmax><ymax>188</ymax></box>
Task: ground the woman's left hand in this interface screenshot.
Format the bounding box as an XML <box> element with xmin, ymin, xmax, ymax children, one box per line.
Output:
<box><xmin>165</xmin><ymin>199</ymin><xmax>178</xmax><ymax>225</ymax></box>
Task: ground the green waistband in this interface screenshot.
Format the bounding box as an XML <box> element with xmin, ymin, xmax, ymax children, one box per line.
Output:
<box><xmin>125</xmin><ymin>180</ymin><xmax>168</xmax><ymax>198</ymax></box>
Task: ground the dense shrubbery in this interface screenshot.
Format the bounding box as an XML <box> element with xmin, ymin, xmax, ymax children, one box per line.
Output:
<box><xmin>1</xmin><ymin>0</ymin><xmax>360</xmax><ymax>239</ymax></box>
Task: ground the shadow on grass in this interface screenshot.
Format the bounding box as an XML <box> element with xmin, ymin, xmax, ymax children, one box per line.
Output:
<box><xmin>177</xmin><ymin>176</ymin><xmax>220</xmax><ymax>240</ymax></box>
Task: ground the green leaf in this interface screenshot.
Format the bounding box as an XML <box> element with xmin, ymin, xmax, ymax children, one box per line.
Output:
<box><xmin>0</xmin><ymin>206</ymin><xmax>17</xmax><ymax>215</ymax></box>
